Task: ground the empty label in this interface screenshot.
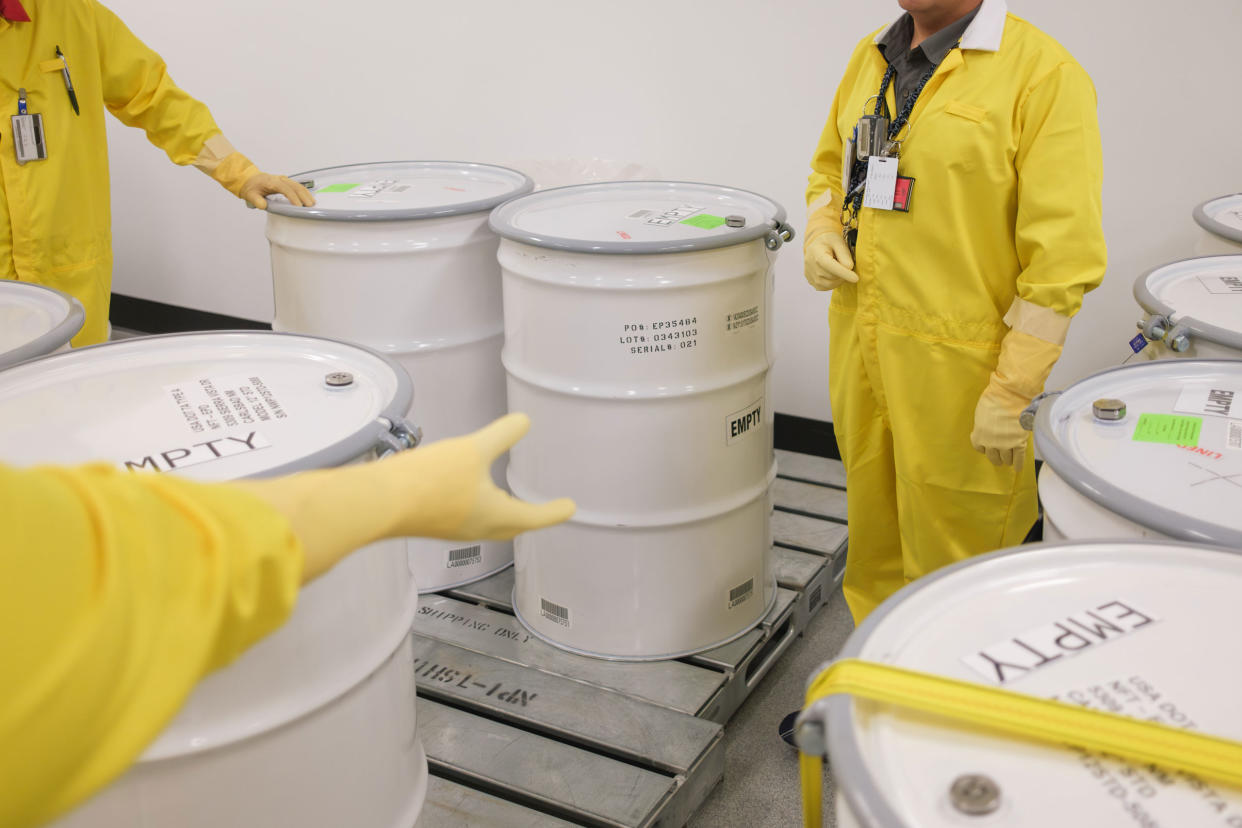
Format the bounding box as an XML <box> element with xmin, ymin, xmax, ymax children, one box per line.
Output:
<box><xmin>726</xmin><ymin>399</ymin><xmax>763</xmax><ymax>446</ymax></box>
<box><xmin>1174</xmin><ymin>384</ymin><xmax>1239</xmax><ymax>419</ymax></box>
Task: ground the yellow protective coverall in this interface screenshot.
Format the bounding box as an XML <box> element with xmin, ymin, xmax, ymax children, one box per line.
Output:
<box><xmin>0</xmin><ymin>463</ymin><xmax>301</xmax><ymax>828</ymax></box>
<box><xmin>807</xmin><ymin>1</ymin><xmax>1106</xmax><ymax>620</ymax></box>
<box><xmin>0</xmin><ymin>0</ymin><xmax>260</xmax><ymax>346</ymax></box>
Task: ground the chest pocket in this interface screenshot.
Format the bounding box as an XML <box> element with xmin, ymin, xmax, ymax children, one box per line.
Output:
<box><xmin>944</xmin><ymin>100</ymin><xmax>987</xmax><ymax>123</ymax></box>
<box><xmin>926</xmin><ymin>99</ymin><xmax>997</xmax><ymax>175</ymax></box>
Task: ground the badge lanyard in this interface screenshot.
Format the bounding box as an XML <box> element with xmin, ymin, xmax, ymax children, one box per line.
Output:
<box><xmin>841</xmin><ymin>55</ymin><xmax>947</xmax><ymax>250</ymax></box>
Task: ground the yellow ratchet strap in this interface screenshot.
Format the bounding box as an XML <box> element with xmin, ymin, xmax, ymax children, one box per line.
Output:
<box><xmin>799</xmin><ymin>658</ymin><xmax>1242</xmax><ymax>828</ymax></box>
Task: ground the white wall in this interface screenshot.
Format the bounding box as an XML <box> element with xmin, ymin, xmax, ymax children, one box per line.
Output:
<box><xmin>105</xmin><ymin>0</ymin><xmax>1242</xmax><ymax>421</ymax></box>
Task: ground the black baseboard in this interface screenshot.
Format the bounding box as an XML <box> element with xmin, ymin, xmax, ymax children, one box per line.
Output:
<box><xmin>111</xmin><ymin>294</ymin><xmax>269</xmax><ymax>335</ymax></box>
<box><xmin>774</xmin><ymin>413</ymin><xmax>839</xmax><ymax>460</ymax></box>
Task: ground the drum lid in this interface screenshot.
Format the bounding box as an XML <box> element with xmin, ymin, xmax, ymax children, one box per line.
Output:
<box><xmin>1193</xmin><ymin>193</ymin><xmax>1242</xmax><ymax>245</ymax></box>
<box><xmin>1033</xmin><ymin>359</ymin><xmax>1242</xmax><ymax>546</ymax></box>
<box><xmin>264</xmin><ymin>160</ymin><xmax>533</xmax><ymax>222</ymax></box>
<box><xmin>1134</xmin><ymin>256</ymin><xmax>1242</xmax><ymax>349</ymax></box>
<box><xmin>0</xmin><ymin>281</ymin><xmax>84</xmax><ymax>368</ymax></box>
<box><xmin>827</xmin><ymin>540</ymin><xmax>1242</xmax><ymax>828</ymax></box>
<box><xmin>0</xmin><ymin>332</ymin><xmax>412</xmax><ymax>480</ymax></box>
<box><xmin>488</xmin><ymin>181</ymin><xmax>789</xmax><ymax>254</ymax></box>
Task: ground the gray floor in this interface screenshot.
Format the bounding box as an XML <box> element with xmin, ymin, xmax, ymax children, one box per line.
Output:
<box><xmin>689</xmin><ymin>585</ymin><xmax>855</xmax><ymax>828</ymax></box>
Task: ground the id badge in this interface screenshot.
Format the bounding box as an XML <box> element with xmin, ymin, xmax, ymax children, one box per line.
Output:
<box><xmin>862</xmin><ymin>156</ymin><xmax>899</xmax><ymax>211</ymax></box>
<box><xmin>12</xmin><ymin>88</ymin><xmax>47</xmax><ymax>165</ymax></box>
<box><xmin>12</xmin><ymin>113</ymin><xmax>47</xmax><ymax>164</ymax></box>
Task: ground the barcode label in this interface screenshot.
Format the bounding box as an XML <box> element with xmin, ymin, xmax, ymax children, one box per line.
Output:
<box><xmin>808</xmin><ymin>585</ymin><xmax>823</xmax><ymax>612</ymax></box>
<box><xmin>628</xmin><ymin>209</ymin><xmax>653</xmax><ymax>219</ymax></box>
<box><xmin>1228</xmin><ymin>421</ymin><xmax>1242</xmax><ymax>450</ymax></box>
<box><xmin>729</xmin><ymin>578</ymin><xmax>755</xmax><ymax>609</ymax></box>
<box><xmin>541</xmin><ymin>598</ymin><xmax>571</xmax><ymax>628</ymax></box>
<box><xmin>447</xmin><ymin>545</ymin><xmax>482</xmax><ymax>569</ymax></box>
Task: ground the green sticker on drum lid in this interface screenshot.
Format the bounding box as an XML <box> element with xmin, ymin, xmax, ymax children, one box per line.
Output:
<box><xmin>1132</xmin><ymin>413</ymin><xmax>1203</xmax><ymax>446</ymax></box>
<box><xmin>681</xmin><ymin>214</ymin><xmax>726</xmax><ymax>230</ymax></box>
<box><xmin>318</xmin><ymin>182</ymin><xmax>360</xmax><ymax>193</ymax></box>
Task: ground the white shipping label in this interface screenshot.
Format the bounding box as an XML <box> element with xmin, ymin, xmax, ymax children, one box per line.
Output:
<box><xmin>1196</xmin><ymin>274</ymin><xmax>1242</xmax><ymax>295</ymax></box>
<box><xmin>962</xmin><ymin>599</ymin><xmax>1159</xmax><ymax>685</ymax></box>
<box><xmin>1055</xmin><ymin>676</ymin><xmax>1242</xmax><ymax>825</ymax></box>
<box><xmin>166</xmin><ymin>374</ymin><xmax>290</xmax><ymax>434</ymax></box>
<box><xmin>726</xmin><ymin>399</ymin><xmax>763</xmax><ymax>446</ymax></box>
<box><xmin>627</xmin><ymin>204</ymin><xmax>703</xmax><ymax>227</ymax></box>
<box><xmin>1174</xmin><ymin>384</ymin><xmax>1240</xmax><ymax>419</ymax></box>
<box><xmin>349</xmin><ymin>178</ymin><xmax>398</xmax><ymax>199</ymax></box>
<box><xmin>862</xmin><ymin>156</ymin><xmax>898</xmax><ymax>211</ymax></box>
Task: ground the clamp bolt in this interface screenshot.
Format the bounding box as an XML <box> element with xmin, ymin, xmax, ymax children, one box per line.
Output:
<box><xmin>950</xmin><ymin>774</ymin><xmax>1001</xmax><ymax>816</ymax></box>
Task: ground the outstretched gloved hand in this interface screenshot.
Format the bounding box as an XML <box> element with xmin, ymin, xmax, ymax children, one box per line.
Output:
<box><xmin>235</xmin><ymin>413</ymin><xmax>575</xmax><ymax>582</ymax></box>
<box><xmin>803</xmin><ymin>193</ymin><xmax>858</xmax><ymax>292</ymax></box>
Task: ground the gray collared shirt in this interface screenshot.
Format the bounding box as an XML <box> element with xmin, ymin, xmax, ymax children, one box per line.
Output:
<box><xmin>876</xmin><ymin>5</ymin><xmax>981</xmax><ymax>112</ymax></box>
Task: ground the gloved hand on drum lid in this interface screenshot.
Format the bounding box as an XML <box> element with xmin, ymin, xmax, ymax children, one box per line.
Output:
<box><xmin>237</xmin><ymin>172</ymin><xmax>315</xmax><ymax>210</ymax></box>
<box><xmin>235</xmin><ymin>412</ymin><xmax>575</xmax><ymax>582</ymax></box>
<box><xmin>803</xmin><ymin>193</ymin><xmax>858</xmax><ymax>292</ymax></box>
<box><xmin>970</xmin><ymin>302</ymin><xmax>1069</xmax><ymax>472</ymax></box>
<box><xmin>192</xmin><ymin>135</ymin><xmax>316</xmax><ymax>210</ymax></box>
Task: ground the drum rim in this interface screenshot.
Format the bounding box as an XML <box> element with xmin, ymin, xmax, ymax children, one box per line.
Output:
<box><xmin>264</xmin><ymin>160</ymin><xmax>534</xmax><ymax>222</ymax></box>
<box><xmin>1193</xmin><ymin>194</ymin><xmax>1242</xmax><ymax>245</ymax></box>
<box><xmin>0</xmin><ymin>281</ymin><xmax>85</xmax><ymax>369</ymax></box>
<box><xmin>0</xmin><ymin>329</ymin><xmax>414</xmax><ymax>477</ymax></box>
<box><xmin>823</xmin><ymin>539</ymin><xmax>1242</xmax><ymax>828</ymax></box>
<box><xmin>1032</xmin><ymin>358</ymin><xmax>1242</xmax><ymax>547</ymax></box>
<box><xmin>489</xmin><ymin>180</ymin><xmax>789</xmax><ymax>255</ymax></box>
<box><xmin>1133</xmin><ymin>255</ymin><xmax>1242</xmax><ymax>352</ymax></box>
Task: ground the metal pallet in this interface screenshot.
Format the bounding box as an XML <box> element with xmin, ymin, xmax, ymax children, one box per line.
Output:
<box><xmin>416</xmin><ymin>450</ymin><xmax>848</xmax><ymax>827</ymax></box>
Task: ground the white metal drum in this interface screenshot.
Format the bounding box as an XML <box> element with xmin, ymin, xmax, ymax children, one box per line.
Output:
<box><xmin>0</xmin><ymin>332</ymin><xmax>426</xmax><ymax>828</ymax></box>
<box><xmin>1192</xmin><ymin>194</ymin><xmax>1242</xmax><ymax>255</ymax></box>
<box><xmin>491</xmin><ymin>181</ymin><xmax>793</xmax><ymax>660</ymax></box>
<box><xmin>826</xmin><ymin>540</ymin><xmax>1242</xmax><ymax>828</ymax></box>
<box><xmin>0</xmin><ymin>280</ymin><xmax>84</xmax><ymax>367</ymax></box>
<box><xmin>266</xmin><ymin>161</ymin><xmax>532</xmax><ymax>593</ymax></box>
<box><xmin>1134</xmin><ymin>256</ymin><xmax>1242</xmax><ymax>359</ymax></box>
<box><xmin>1033</xmin><ymin>359</ymin><xmax>1242</xmax><ymax>547</ymax></box>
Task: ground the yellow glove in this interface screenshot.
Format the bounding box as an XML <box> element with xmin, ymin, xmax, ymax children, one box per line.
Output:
<box><xmin>193</xmin><ymin>134</ymin><xmax>315</xmax><ymax>210</ymax></box>
<box><xmin>236</xmin><ymin>172</ymin><xmax>316</xmax><ymax>210</ymax></box>
<box><xmin>235</xmin><ymin>413</ymin><xmax>575</xmax><ymax>582</ymax></box>
<box><xmin>971</xmin><ymin>300</ymin><xmax>1070</xmax><ymax>471</ymax></box>
<box><xmin>803</xmin><ymin>193</ymin><xmax>857</xmax><ymax>292</ymax></box>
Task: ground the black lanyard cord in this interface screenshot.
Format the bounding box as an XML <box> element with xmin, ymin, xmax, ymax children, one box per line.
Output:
<box><xmin>841</xmin><ymin>50</ymin><xmax>953</xmax><ymax>247</ymax></box>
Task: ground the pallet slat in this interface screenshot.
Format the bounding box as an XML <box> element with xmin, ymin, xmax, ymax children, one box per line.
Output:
<box><xmin>419</xmin><ymin>699</ymin><xmax>672</xmax><ymax>828</ymax></box>
<box><xmin>775</xmin><ymin>449</ymin><xmax>847</xmax><ymax>489</ymax></box>
<box><xmin>414</xmin><ymin>595</ymin><xmax>724</xmax><ymax>716</ymax></box>
<box><xmin>411</xmin><ymin>637</ymin><xmax>721</xmax><ymax>775</ymax></box>
<box><xmin>772</xmin><ymin>477</ymin><xmax>849</xmax><ymax>523</ymax></box>
<box><xmin>422</xmin><ymin>776</ymin><xmax>583</xmax><ymax>827</ymax></box>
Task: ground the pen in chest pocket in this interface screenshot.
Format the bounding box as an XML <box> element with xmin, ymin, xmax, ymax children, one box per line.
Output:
<box><xmin>55</xmin><ymin>45</ymin><xmax>79</xmax><ymax>115</ymax></box>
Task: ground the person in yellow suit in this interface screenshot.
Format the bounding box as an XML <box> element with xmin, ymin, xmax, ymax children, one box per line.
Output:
<box><xmin>804</xmin><ymin>0</ymin><xmax>1107</xmax><ymax>622</ymax></box>
<box><xmin>0</xmin><ymin>412</ymin><xmax>574</xmax><ymax>828</ymax></box>
<box><xmin>0</xmin><ymin>0</ymin><xmax>313</xmax><ymax>346</ymax></box>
